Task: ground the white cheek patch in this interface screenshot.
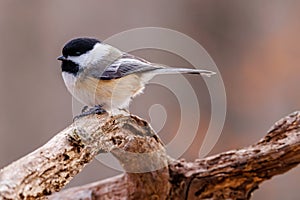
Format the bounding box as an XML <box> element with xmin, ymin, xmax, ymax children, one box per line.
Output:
<box><xmin>67</xmin><ymin>43</ymin><xmax>111</xmax><ymax>67</ymax></box>
<box><xmin>68</xmin><ymin>53</ymin><xmax>89</xmax><ymax>67</ymax></box>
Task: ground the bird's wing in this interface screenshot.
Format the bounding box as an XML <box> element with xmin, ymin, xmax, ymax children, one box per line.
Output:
<box><xmin>99</xmin><ymin>53</ymin><xmax>161</xmax><ymax>80</ymax></box>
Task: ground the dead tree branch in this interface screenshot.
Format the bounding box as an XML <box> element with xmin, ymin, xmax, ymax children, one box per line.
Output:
<box><xmin>0</xmin><ymin>114</ymin><xmax>169</xmax><ymax>199</ymax></box>
<box><xmin>1</xmin><ymin>111</ymin><xmax>300</xmax><ymax>200</ymax></box>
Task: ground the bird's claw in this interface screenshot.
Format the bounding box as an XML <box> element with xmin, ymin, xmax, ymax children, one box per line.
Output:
<box><xmin>73</xmin><ymin>105</ymin><xmax>106</xmax><ymax>121</ymax></box>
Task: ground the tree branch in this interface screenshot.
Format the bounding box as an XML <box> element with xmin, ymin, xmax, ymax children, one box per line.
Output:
<box><xmin>1</xmin><ymin>111</ymin><xmax>300</xmax><ymax>200</ymax></box>
<box><xmin>0</xmin><ymin>113</ymin><xmax>169</xmax><ymax>199</ymax></box>
<box><xmin>168</xmin><ymin>111</ymin><xmax>300</xmax><ymax>199</ymax></box>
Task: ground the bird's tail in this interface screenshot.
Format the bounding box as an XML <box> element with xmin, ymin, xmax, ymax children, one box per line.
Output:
<box><xmin>153</xmin><ymin>66</ymin><xmax>216</xmax><ymax>77</ymax></box>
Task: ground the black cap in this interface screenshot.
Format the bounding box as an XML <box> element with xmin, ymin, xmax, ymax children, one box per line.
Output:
<box><xmin>62</xmin><ymin>37</ymin><xmax>101</xmax><ymax>57</ymax></box>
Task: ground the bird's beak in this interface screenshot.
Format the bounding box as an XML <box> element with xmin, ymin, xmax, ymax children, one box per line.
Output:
<box><xmin>57</xmin><ymin>55</ymin><xmax>67</xmax><ymax>61</ymax></box>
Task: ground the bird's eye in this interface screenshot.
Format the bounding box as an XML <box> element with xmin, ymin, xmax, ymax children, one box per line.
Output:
<box><xmin>75</xmin><ymin>51</ymin><xmax>81</xmax><ymax>55</ymax></box>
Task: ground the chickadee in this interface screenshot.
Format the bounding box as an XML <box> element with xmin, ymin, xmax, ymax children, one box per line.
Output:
<box><xmin>58</xmin><ymin>37</ymin><xmax>215</xmax><ymax>115</ymax></box>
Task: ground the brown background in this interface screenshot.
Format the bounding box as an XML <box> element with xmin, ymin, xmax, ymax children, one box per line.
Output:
<box><xmin>1</xmin><ymin>1</ymin><xmax>300</xmax><ymax>199</ymax></box>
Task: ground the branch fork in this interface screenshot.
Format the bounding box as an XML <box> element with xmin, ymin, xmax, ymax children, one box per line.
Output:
<box><xmin>1</xmin><ymin>112</ymin><xmax>300</xmax><ymax>199</ymax></box>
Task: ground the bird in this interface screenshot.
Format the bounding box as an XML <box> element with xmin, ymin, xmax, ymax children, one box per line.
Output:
<box><xmin>57</xmin><ymin>37</ymin><xmax>215</xmax><ymax>116</ymax></box>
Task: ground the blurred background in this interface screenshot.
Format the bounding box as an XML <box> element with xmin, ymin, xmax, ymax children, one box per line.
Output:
<box><xmin>1</xmin><ymin>1</ymin><xmax>300</xmax><ymax>199</ymax></box>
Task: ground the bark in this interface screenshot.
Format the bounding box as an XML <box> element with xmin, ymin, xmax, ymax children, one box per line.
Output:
<box><xmin>0</xmin><ymin>114</ymin><xmax>168</xmax><ymax>199</ymax></box>
<box><xmin>1</xmin><ymin>111</ymin><xmax>300</xmax><ymax>200</ymax></box>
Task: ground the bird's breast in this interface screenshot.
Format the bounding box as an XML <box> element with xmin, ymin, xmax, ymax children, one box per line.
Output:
<box><xmin>62</xmin><ymin>72</ymin><xmax>145</xmax><ymax>110</ymax></box>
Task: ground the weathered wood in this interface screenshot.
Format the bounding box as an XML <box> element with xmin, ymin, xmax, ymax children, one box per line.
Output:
<box><xmin>0</xmin><ymin>113</ymin><xmax>168</xmax><ymax>199</ymax></box>
<box><xmin>1</xmin><ymin>111</ymin><xmax>300</xmax><ymax>200</ymax></box>
<box><xmin>169</xmin><ymin>111</ymin><xmax>300</xmax><ymax>199</ymax></box>
<box><xmin>50</xmin><ymin>112</ymin><xmax>300</xmax><ymax>200</ymax></box>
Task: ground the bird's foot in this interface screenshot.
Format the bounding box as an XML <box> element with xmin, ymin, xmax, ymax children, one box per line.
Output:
<box><xmin>73</xmin><ymin>105</ymin><xmax>106</xmax><ymax>121</ymax></box>
<box><xmin>81</xmin><ymin>105</ymin><xmax>89</xmax><ymax>113</ymax></box>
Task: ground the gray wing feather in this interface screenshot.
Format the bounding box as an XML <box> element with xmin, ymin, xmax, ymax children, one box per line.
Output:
<box><xmin>99</xmin><ymin>54</ymin><xmax>161</xmax><ymax>80</ymax></box>
<box><xmin>92</xmin><ymin>53</ymin><xmax>215</xmax><ymax>80</ymax></box>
